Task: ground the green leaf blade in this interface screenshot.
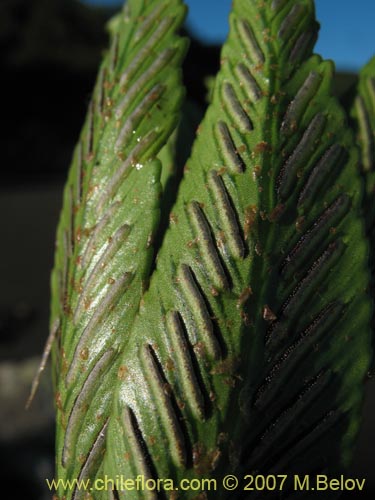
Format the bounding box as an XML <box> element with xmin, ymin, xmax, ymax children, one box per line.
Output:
<box><xmin>103</xmin><ymin>1</ymin><xmax>372</xmax><ymax>497</ymax></box>
<box><xmin>50</xmin><ymin>0</ymin><xmax>187</xmax><ymax>496</ymax></box>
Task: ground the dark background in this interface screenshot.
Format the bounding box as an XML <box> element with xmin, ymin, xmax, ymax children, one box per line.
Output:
<box><xmin>0</xmin><ymin>1</ymin><xmax>373</xmax><ymax>498</ymax></box>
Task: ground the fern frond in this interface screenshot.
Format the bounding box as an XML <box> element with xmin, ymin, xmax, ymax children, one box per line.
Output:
<box><xmin>102</xmin><ymin>1</ymin><xmax>372</xmax><ymax>498</ymax></box>
<box><xmin>49</xmin><ymin>0</ymin><xmax>187</xmax><ymax>496</ymax></box>
<box><xmin>49</xmin><ymin>1</ymin><xmax>373</xmax><ymax>498</ymax></box>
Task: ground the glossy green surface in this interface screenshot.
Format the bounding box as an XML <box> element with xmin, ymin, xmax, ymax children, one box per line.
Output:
<box><xmin>50</xmin><ymin>0</ymin><xmax>187</xmax><ymax>495</ymax></box>
<box><xmin>50</xmin><ymin>1</ymin><xmax>372</xmax><ymax>498</ymax></box>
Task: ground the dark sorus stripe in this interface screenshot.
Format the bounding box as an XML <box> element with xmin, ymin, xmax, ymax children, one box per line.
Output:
<box><xmin>97</xmin><ymin>129</ymin><xmax>158</xmax><ymax>213</ymax></box>
<box><xmin>80</xmin><ymin>201</ymin><xmax>121</xmax><ymax>267</ymax></box>
<box><xmin>62</xmin><ymin>349</ymin><xmax>114</xmax><ymax>467</ymax></box>
<box><xmin>119</xmin><ymin>17</ymin><xmax>175</xmax><ymax>88</ymax></box>
<box><xmin>73</xmin><ymin>224</ymin><xmax>131</xmax><ymax>324</ymax></box>
<box><xmin>257</xmin><ymin>302</ymin><xmax>343</xmax><ymax>410</ymax></box>
<box><xmin>115</xmin><ymin>84</ymin><xmax>166</xmax><ymax>150</ymax></box>
<box><xmin>282</xmin><ymin>194</ymin><xmax>351</xmax><ymax>279</ymax></box>
<box><xmin>215</xmin><ymin>121</ymin><xmax>246</xmax><ymax>173</ymax></box>
<box><xmin>277</xmin><ymin>113</ymin><xmax>326</xmax><ymax>200</ymax></box>
<box><xmin>108</xmin><ymin>33</ymin><xmax>119</xmax><ymax>75</ymax></box>
<box><xmin>122</xmin><ymin>406</ymin><xmax>158</xmax><ymax>500</ymax></box>
<box><xmin>208</xmin><ymin>170</ymin><xmax>245</xmax><ymax>259</ymax></box>
<box><xmin>272</xmin><ymin>0</ymin><xmax>289</xmax><ymax>12</ymax></box>
<box><xmin>72</xmin><ymin>420</ymin><xmax>109</xmax><ymax>500</ymax></box>
<box><xmin>66</xmin><ymin>272</ymin><xmax>133</xmax><ymax>384</ymax></box>
<box><xmin>109</xmin><ymin>488</ymin><xmax>121</xmax><ymax>500</ymax></box>
<box><xmin>290</xmin><ymin>29</ymin><xmax>317</xmax><ymax>64</ymax></box>
<box><xmin>267</xmin><ymin>410</ymin><xmax>343</xmax><ymax>475</ymax></box>
<box><xmin>298</xmin><ymin>144</ymin><xmax>347</xmax><ymax>211</ymax></box>
<box><xmin>236</xmin><ymin>19</ymin><xmax>264</xmax><ymax>65</ymax></box>
<box><xmin>266</xmin><ymin>241</ymin><xmax>344</xmax><ymax>354</ymax></box>
<box><xmin>142</xmin><ymin>344</ymin><xmax>188</xmax><ymax>468</ymax></box>
<box><xmin>134</xmin><ymin>2</ymin><xmax>168</xmax><ymax>44</ymax></box>
<box><xmin>222</xmin><ymin>81</ymin><xmax>253</xmax><ymax>133</ymax></box>
<box><xmin>116</xmin><ymin>47</ymin><xmax>176</xmax><ymax>119</ymax></box>
<box><xmin>282</xmin><ymin>241</ymin><xmax>344</xmax><ymax>319</ymax></box>
<box><xmin>235</xmin><ymin>63</ymin><xmax>262</xmax><ymax>103</ymax></box>
<box><xmin>281</xmin><ymin>71</ymin><xmax>322</xmax><ymax>136</ymax></box>
<box><xmin>278</xmin><ymin>4</ymin><xmax>305</xmax><ymax>41</ymax></box>
<box><xmin>188</xmin><ymin>201</ymin><xmax>229</xmax><ymax>290</ymax></box>
<box><xmin>249</xmin><ymin>371</ymin><xmax>331</xmax><ymax>468</ymax></box>
<box><xmin>166</xmin><ymin>311</ymin><xmax>206</xmax><ymax>420</ymax></box>
<box><xmin>178</xmin><ymin>264</ymin><xmax>221</xmax><ymax>360</ymax></box>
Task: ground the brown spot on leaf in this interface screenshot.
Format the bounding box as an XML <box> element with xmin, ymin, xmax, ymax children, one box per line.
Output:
<box><xmin>193</xmin><ymin>442</ymin><xmax>223</xmax><ymax>475</ymax></box>
<box><xmin>210</xmin><ymin>356</ymin><xmax>240</xmax><ymax>376</ymax></box>
<box><xmin>79</xmin><ymin>347</ymin><xmax>89</xmax><ymax>360</ymax></box>
<box><xmin>216</xmin><ymin>230</ymin><xmax>226</xmax><ymax>251</ymax></box>
<box><xmin>252</xmin><ymin>164</ymin><xmax>262</xmax><ymax>180</ymax></box>
<box><xmin>237</xmin><ymin>287</ymin><xmax>252</xmax><ymax>308</ymax></box>
<box><xmin>55</xmin><ymin>392</ymin><xmax>63</xmax><ymax>411</ymax></box>
<box><xmin>255</xmin><ymin>242</ymin><xmax>262</xmax><ymax>256</ymax></box>
<box><xmin>193</xmin><ymin>341</ymin><xmax>206</xmax><ymax>359</ymax></box>
<box><xmin>117</xmin><ymin>365</ymin><xmax>128</xmax><ymax>380</ymax></box>
<box><xmin>169</xmin><ymin>212</ymin><xmax>178</xmax><ymax>224</ymax></box>
<box><xmin>296</xmin><ymin>216</ymin><xmax>305</xmax><ymax>232</ymax></box>
<box><xmin>254</xmin><ymin>141</ymin><xmax>272</xmax><ymax>154</ymax></box>
<box><xmin>165</xmin><ymin>358</ymin><xmax>175</xmax><ymax>371</ymax></box>
<box><xmin>217</xmin><ymin>167</ymin><xmax>227</xmax><ymax>176</ymax></box>
<box><xmin>268</xmin><ymin>204</ymin><xmax>285</xmax><ymax>222</ymax></box>
<box><xmin>75</xmin><ymin>227</ymin><xmax>82</xmax><ymax>243</ymax></box>
<box><xmin>177</xmin><ymin>399</ymin><xmax>186</xmax><ymax>410</ymax></box>
<box><xmin>209</xmin><ymin>391</ymin><xmax>216</xmax><ymax>402</ymax></box>
<box><xmin>263</xmin><ymin>305</ymin><xmax>277</xmax><ymax>322</ymax></box>
<box><xmin>244</xmin><ymin>205</ymin><xmax>257</xmax><ymax>240</ymax></box>
<box><xmin>84</xmin><ymin>297</ymin><xmax>92</xmax><ymax>311</ymax></box>
<box><xmin>240</xmin><ymin>310</ymin><xmax>251</xmax><ymax>325</ymax></box>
